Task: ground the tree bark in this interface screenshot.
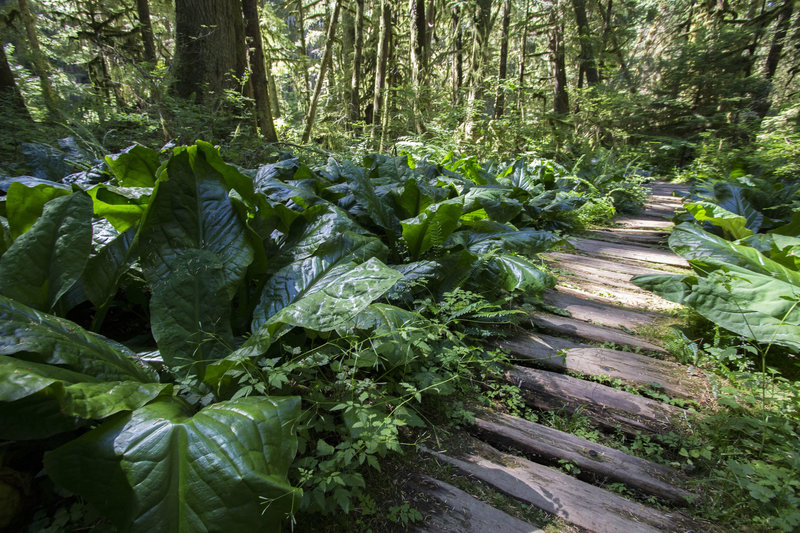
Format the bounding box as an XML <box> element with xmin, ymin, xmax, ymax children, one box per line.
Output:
<box><xmin>296</xmin><ymin>0</ymin><xmax>311</xmax><ymax>112</ymax></box>
<box><xmin>517</xmin><ymin>0</ymin><xmax>530</xmax><ymax>116</ymax></box>
<box><xmin>173</xmin><ymin>0</ymin><xmax>247</xmax><ymax>102</ymax></box>
<box><xmin>242</xmin><ymin>0</ymin><xmax>278</xmax><ymax>141</ymax></box>
<box><xmin>350</xmin><ymin>0</ymin><xmax>364</xmax><ymax>124</ymax></box>
<box><xmin>136</xmin><ymin>0</ymin><xmax>157</xmax><ymax>63</ymax></box>
<box><xmin>370</xmin><ymin>0</ymin><xmax>391</xmax><ymax>144</ymax></box>
<box><xmin>409</xmin><ymin>0</ymin><xmax>427</xmax><ymax>133</ymax></box>
<box><xmin>464</xmin><ymin>0</ymin><xmax>493</xmax><ymax>138</ymax></box>
<box><xmin>301</xmin><ymin>0</ymin><xmax>342</xmax><ymax>144</ymax></box>
<box><xmin>550</xmin><ymin>19</ymin><xmax>569</xmax><ymax>115</ymax></box>
<box><xmin>764</xmin><ymin>0</ymin><xmax>793</xmax><ymax>79</ymax></box>
<box><xmin>0</xmin><ymin>43</ymin><xmax>31</xmax><ymax>119</ymax></box>
<box><xmin>494</xmin><ymin>0</ymin><xmax>511</xmax><ymax>118</ymax></box>
<box><xmin>17</xmin><ymin>0</ymin><xmax>59</xmax><ymax>115</ymax></box>
<box><xmin>571</xmin><ymin>0</ymin><xmax>599</xmax><ymax>86</ymax></box>
<box><xmin>451</xmin><ymin>6</ymin><xmax>463</xmax><ymax>104</ymax></box>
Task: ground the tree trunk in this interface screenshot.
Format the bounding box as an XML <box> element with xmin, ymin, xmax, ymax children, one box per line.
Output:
<box><xmin>136</xmin><ymin>0</ymin><xmax>157</xmax><ymax>63</ymax></box>
<box><xmin>173</xmin><ymin>0</ymin><xmax>247</xmax><ymax>102</ymax></box>
<box><xmin>296</xmin><ymin>0</ymin><xmax>311</xmax><ymax>112</ymax></box>
<box><xmin>242</xmin><ymin>0</ymin><xmax>278</xmax><ymax>141</ymax></box>
<box><xmin>370</xmin><ymin>0</ymin><xmax>391</xmax><ymax>144</ymax></box>
<box><xmin>266</xmin><ymin>50</ymin><xmax>282</xmax><ymax>118</ymax></box>
<box><xmin>301</xmin><ymin>0</ymin><xmax>342</xmax><ymax>144</ymax></box>
<box><xmin>0</xmin><ymin>43</ymin><xmax>31</xmax><ymax>120</ymax></box>
<box><xmin>409</xmin><ymin>0</ymin><xmax>427</xmax><ymax>133</ymax></box>
<box><xmin>350</xmin><ymin>0</ymin><xmax>364</xmax><ymax>124</ymax></box>
<box><xmin>550</xmin><ymin>20</ymin><xmax>569</xmax><ymax>115</ymax></box>
<box><xmin>17</xmin><ymin>0</ymin><xmax>59</xmax><ymax>115</ymax></box>
<box><xmin>451</xmin><ymin>6</ymin><xmax>463</xmax><ymax>104</ymax></box>
<box><xmin>765</xmin><ymin>0</ymin><xmax>793</xmax><ymax>79</ymax></box>
<box><xmin>464</xmin><ymin>0</ymin><xmax>492</xmax><ymax>139</ymax></box>
<box><xmin>571</xmin><ymin>0</ymin><xmax>599</xmax><ymax>86</ymax></box>
<box><xmin>517</xmin><ymin>0</ymin><xmax>530</xmax><ymax>116</ymax></box>
<box><xmin>494</xmin><ymin>0</ymin><xmax>511</xmax><ymax>118</ymax></box>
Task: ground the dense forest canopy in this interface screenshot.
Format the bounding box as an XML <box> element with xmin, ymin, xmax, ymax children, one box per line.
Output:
<box><xmin>0</xmin><ymin>0</ymin><xmax>797</xmax><ymax>168</ymax></box>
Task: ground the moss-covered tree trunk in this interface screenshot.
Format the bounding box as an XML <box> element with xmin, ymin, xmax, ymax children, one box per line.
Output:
<box><xmin>173</xmin><ymin>0</ymin><xmax>247</xmax><ymax>103</ymax></box>
<box><xmin>136</xmin><ymin>0</ymin><xmax>157</xmax><ymax>63</ymax></box>
<box><xmin>242</xmin><ymin>0</ymin><xmax>278</xmax><ymax>141</ymax></box>
<box><xmin>18</xmin><ymin>0</ymin><xmax>59</xmax><ymax>116</ymax></box>
<box><xmin>494</xmin><ymin>0</ymin><xmax>511</xmax><ymax>118</ymax></box>
<box><xmin>0</xmin><ymin>43</ymin><xmax>30</xmax><ymax>120</ymax></box>
<box><xmin>301</xmin><ymin>0</ymin><xmax>341</xmax><ymax>144</ymax></box>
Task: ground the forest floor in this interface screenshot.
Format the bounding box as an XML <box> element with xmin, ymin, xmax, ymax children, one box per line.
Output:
<box><xmin>398</xmin><ymin>183</ymin><xmax>721</xmax><ymax>532</ymax></box>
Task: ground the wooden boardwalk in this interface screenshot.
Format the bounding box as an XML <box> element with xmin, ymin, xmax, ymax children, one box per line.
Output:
<box><xmin>415</xmin><ymin>182</ymin><xmax>715</xmax><ymax>532</ymax></box>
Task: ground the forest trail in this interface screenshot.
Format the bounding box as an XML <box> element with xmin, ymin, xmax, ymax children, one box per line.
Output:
<box><xmin>416</xmin><ymin>183</ymin><xmax>717</xmax><ymax>532</ymax></box>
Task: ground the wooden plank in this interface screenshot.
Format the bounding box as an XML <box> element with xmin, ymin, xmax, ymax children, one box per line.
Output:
<box><xmin>473</xmin><ymin>411</ymin><xmax>692</xmax><ymax>504</ymax></box>
<box><xmin>614</xmin><ymin>217</ymin><xmax>675</xmax><ymax>230</ymax></box>
<box><xmin>556</xmin><ymin>275</ymin><xmax>681</xmax><ymax>313</ymax></box>
<box><xmin>413</xmin><ymin>475</ymin><xmax>545</xmax><ymax>533</ymax></box>
<box><xmin>542</xmin><ymin>290</ymin><xmax>666</xmax><ymax>331</ymax></box>
<box><xmin>424</xmin><ymin>439</ymin><xmax>695</xmax><ymax>533</ymax></box>
<box><xmin>529</xmin><ymin>312</ymin><xmax>668</xmax><ymax>354</ymax></box>
<box><xmin>544</xmin><ymin>252</ymin><xmax>670</xmax><ymax>280</ymax></box>
<box><xmin>499</xmin><ymin>333</ymin><xmax>700</xmax><ymax>399</ymax></box>
<box><xmin>583</xmin><ymin>228</ymin><xmax>667</xmax><ymax>246</ymax></box>
<box><xmin>568</xmin><ymin>237</ymin><xmax>689</xmax><ymax>268</ymax></box>
<box><xmin>506</xmin><ymin>365</ymin><xmax>687</xmax><ymax>434</ymax></box>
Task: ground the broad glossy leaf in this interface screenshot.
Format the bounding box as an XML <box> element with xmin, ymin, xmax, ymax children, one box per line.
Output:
<box><xmin>0</xmin><ymin>176</ymin><xmax>71</xmax><ymax>193</ymax></box>
<box><xmin>346</xmin><ymin>304</ymin><xmax>427</xmax><ymax>367</ymax></box>
<box><xmin>0</xmin><ymin>192</ymin><xmax>92</xmax><ymax>311</ymax></box>
<box><xmin>669</xmin><ymin>223</ymin><xmax>800</xmax><ymax>286</ymax></box>
<box><xmin>486</xmin><ymin>253</ymin><xmax>554</xmax><ymax>293</ymax></box>
<box><xmin>385</xmin><ymin>260</ymin><xmax>438</xmax><ymax>300</ymax></box>
<box><xmin>345</xmin><ymin>160</ymin><xmax>401</xmax><ymax>234</ymax></box>
<box><xmin>0</xmin><ymin>294</ymin><xmax>157</xmax><ymax>382</ymax></box>
<box><xmin>44</xmin><ymin>396</ymin><xmax>302</xmax><ymax>533</ymax></box>
<box><xmin>0</xmin><ymin>355</ymin><xmax>170</xmax><ymax>440</ymax></box>
<box><xmin>81</xmin><ymin>226</ymin><xmax>137</xmax><ymax>308</ymax></box>
<box><xmin>6</xmin><ymin>182</ymin><xmax>72</xmax><ymax>238</ymax></box>
<box><xmin>395</xmin><ymin>178</ymin><xmax>449</xmax><ymax>219</ymax></box>
<box><xmin>635</xmin><ymin>264</ymin><xmax>800</xmax><ymax>352</ymax></box>
<box><xmin>401</xmin><ymin>199</ymin><xmax>463</xmax><ymax>259</ymax></box>
<box><xmin>0</xmin><ymin>217</ymin><xmax>10</xmax><ymax>258</ymax></box>
<box><xmin>447</xmin><ymin>222</ymin><xmax>561</xmax><ymax>255</ymax></box>
<box><xmin>253</xmin><ymin>232</ymin><xmax>397</xmax><ymax>332</ymax></box>
<box><xmin>138</xmin><ymin>149</ymin><xmax>254</xmax><ymax>371</ymax></box>
<box><xmin>461</xmin><ymin>187</ymin><xmax>523</xmax><ymax>223</ymax></box>
<box><xmin>88</xmin><ymin>184</ymin><xmax>151</xmax><ymax>232</ymax></box>
<box><xmin>685</xmin><ymin>201</ymin><xmax>753</xmax><ymax>240</ymax></box>
<box><xmin>105</xmin><ymin>144</ymin><xmax>159</xmax><ymax>187</ymax></box>
<box><xmin>712</xmin><ymin>182</ymin><xmax>763</xmax><ymax>233</ymax></box>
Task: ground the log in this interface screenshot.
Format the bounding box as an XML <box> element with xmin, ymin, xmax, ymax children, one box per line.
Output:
<box><xmin>499</xmin><ymin>333</ymin><xmax>701</xmax><ymax>399</ymax></box>
<box><xmin>544</xmin><ymin>252</ymin><xmax>667</xmax><ymax>281</ymax></box>
<box><xmin>541</xmin><ymin>290</ymin><xmax>667</xmax><ymax>331</ymax></box>
<box><xmin>567</xmin><ymin>237</ymin><xmax>689</xmax><ymax>268</ymax></box>
<box><xmin>505</xmin><ymin>365</ymin><xmax>688</xmax><ymax>434</ymax></box>
<box><xmin>413</xmin><ymin>475</ymin><xmax>545</xmax><ymax>533</ymax></box>
<box><xmin>423</xmin><ymin>439</ymin><xmax>697</xmax><ymax>533</ymax></box>
<box><xmin>529</xmin><ymin>312</ymin><xmax>668</xmax><ymax>354</ymax></box>
<box><xmin>473</xmin><ymin>411</ymin><xmax>692</xmax><ymax>503</ymax></box>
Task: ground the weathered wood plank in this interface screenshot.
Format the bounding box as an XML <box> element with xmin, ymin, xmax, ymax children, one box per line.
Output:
<box><xmin>556</xmin><ymin>275</ymin><xmax>681</xmax><ymax>313</ymax></box>
<box><xmin>583</xmin><ymin>228</ymin><xmax>668</xmax><ymax>246</ymax></box>
<box><xmin>499</xmin><ymin>333</ymin><xmax>700</xmax><ymax>399</ymax></box>
<box><xmin>473</xmin><ymin>411</ymin><xmax>692</xmax><ymax>504</ymax></box>
<box><xmin>529</xmin><ymin>312</ymin><xmax>668</xmax><ymax>354</ymax></box>
<box><xmin>544</xmin><ymin>252</ymin><xmax>669</xmax><ymax>281</ymax></box>
<box><xmin>424</xmin><ymin>439</ymin><xmax>696</xmax><ymax>533</ymax></box>
<box><xmin>568</xmin><ymin>237</ymin><xmax>689</xmax><ymax>268</ymax></box>
<box><xmin>414</xmin><ymin>475</ymin><xmax>545</xmax><ymax>533</ymax></box>
<box><xmin>542</xmin><ymin>290</ymin><xmax>667</xmax><ymax>331</ymax></box>
<box><xmin>614</xmin><ymin>217</ymin><xmax>675</xmax><ymax>230</ymax></box>
<box><xmin>506</xmin><ymin>365</ymin><xmax>687</xmax><ymax>434</ymax></box>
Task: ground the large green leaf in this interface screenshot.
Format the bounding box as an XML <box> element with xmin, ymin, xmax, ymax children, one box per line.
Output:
<box><xmin>401</xmin><ymin>199</ymin><xmax>463</xmax><ymax>259</ymax></box>
<box><xmin>105</xmin><ymin>144</ymin><xmax>159</xmax><ymax>187</ymax></box>
<box><xmin>0</xmin><ymin>355</ymin><xmax>169</xmax><ymax>440</ymax></box>
<box><xmin>0</xmin><ymin>192</ymin><xmax>93</xmax><ymax>311</ymax></box>
<box><xmin>339</xmin><ymin>158</ymin><xmax>401</xmax><ymax>235</ymax></box>
<box><xmin>712</xmin><ymin>182</ymin><xmax>763</xmax><ymax>234</ymax></box>
<box><xmin>81</xmin><ymin>226</ymin><xmax>137</xmax><ymax>309</ymax></box>
<box><xmin>5</xmin><ymin>182</ymin><xmax>71</xmax><ymax>238</ymax></box>
<box><xmin>447</xmin><ymin>222</ymin><xmax>561</xmax><ymax>255</ymax></box>
<box><xmin>137</xmin><ymin>148</ymin><xmax>254</xmax><ymax>371</ymax></box>
<box><xmin>0</xmin><ymin>217</ymin><xmax>11</xmax><ymax>258</ymax></box>
<box><xmin>634</xmin><ymin>263</ymin><xmax>800</xmax><ymax>353</ymax></box>
<box><xmin>88</xmin><ymin>184</ymin><xmax>151</xmax><ymax>233</ymax></box>
<box><xmin>669</xmin><ymin>223</ymin><xmax>800</xmax><ymax>286</ymax></box>
<box><xmin>44</xmin><ymin>396</ymin><xmax>302</xmax><ymax>533</ymax></box>
<box><xmin>685</xmin><ymin>201</ymin><xmax>753</xmax><ymax>240</ymax></box>
<box><xmin>461</xmin><ymin>187</ymin><xmax>523</xmax><ymax>223</ymax></box>
<box><xmin>485</xmin><ymin>253</ymin><xmax>554</xmax><ymax>293</ymax></box>
<box><xmin>0</xmin><ymin>294</ymin><xmax>157</xmax><ymax>382</ymax></box>
<box><xmin>346</xmin><ymin>303</ymin><xmax>428</xmax><ymax>367</ymax></box>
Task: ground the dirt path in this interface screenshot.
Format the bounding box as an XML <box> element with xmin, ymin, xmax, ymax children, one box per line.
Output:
<box><xmin>415</xmin><ymin>182</ymin><xmax>715</xmax><ymax>532</ymax></box>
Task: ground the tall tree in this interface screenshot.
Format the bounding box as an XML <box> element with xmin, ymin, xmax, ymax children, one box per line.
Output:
<box><xmin>494</xmin><ymin>0</ymin><xmax>511</xmax><ymax>118</ymax></box>
<box><xmin>17</xmin><ymin>0</ymin><xmax>59</xmax><ymax>115</ymax></box>
<box><xmin>370</xmin><ymin>0</ymin><xmax>391</xmax><ymax>144</ymax></box>
<box><xmin>451</xmin><ymin>5</ymin><xmax>463</xmax><ymax>104</ymax></box>
<box><xmin>301</xmin><ymin>0</ymin><xmax>342</xmax><ymax>143</ymax></box>
<box><xmin>572</xmin><ymin>0</ymin><xmax>599</xmax><ymax>86</ymax></box>
<box><xmin>549</xmin><ymin>18</ymin><xmax>569</xmax><ymax>115</ymax></box>
<box><xmin>517</xmin><ymin>0</ymin><xmax>530</xmax><ymax>116</ymax></box>
<box><xmin>0</xmin><ymin>42</ymin><xmax>30</xmax><ymax>119</ymax></box>
<box><xmin>764</xmin><ymin>0</ymin><xmax>793</xmax><ymax>80</ymax></box>
<box><xmin>349</xmin><ymin>0</ymin><xmax>364</xmax><ymax>124</ymax></box>
<box><xmin>136</xmin><ymin>0</ymin><xmax>157</xmax><ymax>63</ymax></box>
<box><xmin>173</xmin><ymin>0</ymin><xmax>247</xmax><ymax>102</ymax></box>
<box><xmin>464</xmin><ymin>0</ymin><xmax>492</xmax><ymax>138</ymax></box>
<box><xmin>409</xmin><ymin>0</ymin><xmax>426</xmax><ymax>133</ymax></box>
<box><xmin>242</xmin><ymin>0</ymin><xmax>278</xmax><ymax>141</ymax></box>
